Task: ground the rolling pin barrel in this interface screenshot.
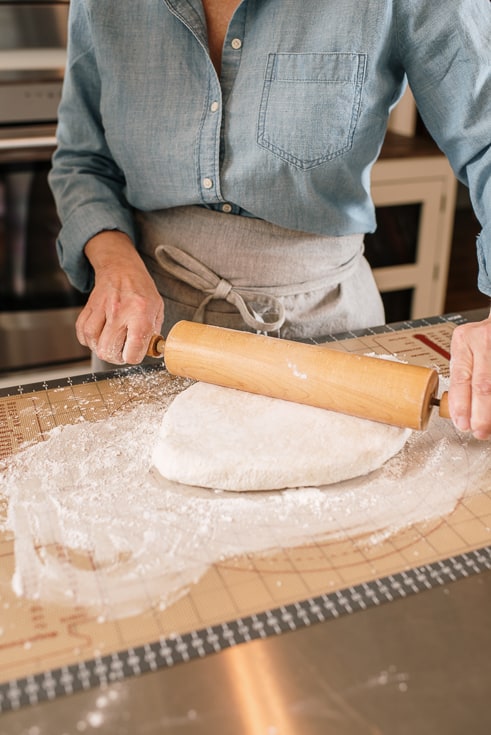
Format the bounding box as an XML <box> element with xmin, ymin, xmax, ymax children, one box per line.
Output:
<box><xmin>154</xmin><ymin>321</ymin><xmax>443</xmax><ymax>431</ymax></box>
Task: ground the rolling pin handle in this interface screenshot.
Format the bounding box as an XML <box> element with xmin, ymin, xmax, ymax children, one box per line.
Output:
<box><xmin>146</xmin><ymin>334</ymin><xmax>166</xmax><ymax>358</ymax></box>
<box><xmin>431</xmin><ymin>391</ymin><xmax>450</xmax><ymax>419</ymax></box>
<box><xmin>438</xmin><ymin>391</ymin><xmax>450</xmax><ymax>419</ymax></box>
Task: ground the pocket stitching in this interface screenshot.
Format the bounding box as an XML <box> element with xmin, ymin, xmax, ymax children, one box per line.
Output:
<box><xmin>257</xmin><ymin>52</ymin><xmax>367</xmax><ymax>170</ymax></box>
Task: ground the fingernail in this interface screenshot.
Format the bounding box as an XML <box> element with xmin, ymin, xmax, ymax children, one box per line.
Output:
<box><xmin>472</xmin><ymin>428</ymin><xmax>491</xmax><ymax>441</ymax></box>
<box><xmin>455</xmin><ymin>418</ymin><xmax>470</xmax><ymax>432</ymax></box>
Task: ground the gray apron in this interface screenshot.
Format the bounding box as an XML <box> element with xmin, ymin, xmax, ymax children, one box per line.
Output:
<box><xmin>92</xmin><ymin>205</ymin><xmax>384</xmax><ymax>370</ymax></box>
<box><xmin>136</xmin><ymin>205</ymin><xmax>384</xmax><ymax>339</ymax></box>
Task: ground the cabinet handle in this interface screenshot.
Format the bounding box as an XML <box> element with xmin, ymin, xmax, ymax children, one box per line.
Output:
<box><xmin>0</xmin><ymin>136</ymin><xmax>57</xmax><ymax>151</ymax></box>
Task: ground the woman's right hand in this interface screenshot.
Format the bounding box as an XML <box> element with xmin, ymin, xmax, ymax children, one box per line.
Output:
<box><xmin>76</xmin><ymin>230</ymin><xmax>164</xmax><ymax>365</ymax></box>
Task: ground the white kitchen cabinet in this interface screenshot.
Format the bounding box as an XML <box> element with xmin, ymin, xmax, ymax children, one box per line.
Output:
<box><xmin>368</xmin><ymin>131</ymin><xmax>458</xmax><ymax>320</ymax></box>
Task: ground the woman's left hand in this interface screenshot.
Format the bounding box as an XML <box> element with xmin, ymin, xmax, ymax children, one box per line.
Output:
<box><xmin>447</xmin><ymin>306</ymin><xmax>491</xmax><ymax>440</ymax></box>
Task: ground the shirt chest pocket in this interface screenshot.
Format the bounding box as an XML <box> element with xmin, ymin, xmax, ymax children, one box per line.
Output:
<box><xmin>257</xmin><ymin>52</ymin><xmax>367</xmax><ymax>170</ymax></box>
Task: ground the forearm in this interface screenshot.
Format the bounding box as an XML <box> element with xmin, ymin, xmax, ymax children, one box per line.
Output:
<box><xmin>84</xmin><ymin>230</ymin><xmax>142</xmax><ymax>274</ymax></box>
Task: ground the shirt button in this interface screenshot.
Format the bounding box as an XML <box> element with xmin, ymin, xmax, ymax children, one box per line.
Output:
<box><xmin>203</xmin><ymin>177</ymin><xmax>214</xmax><ymax>189</ymax></box>
<box><xmin>222</xmin><ymin>203</ymin><xmax>232</xmax><ymax>213</ymax></box>
<box><xmin>210</xmin><ymin>101</ymin><xmax>219</xmax><ymax>113</ymax></box>
<box><xmin>231</xmin><ymin>38</ymin><xmax>242</xmax><ymax>50</ymax></box>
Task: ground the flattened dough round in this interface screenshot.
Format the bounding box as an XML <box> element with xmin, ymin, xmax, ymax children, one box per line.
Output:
<box><xmin>152</xmin><ymin>382</ymin><xmax>411</xmax><ymax>491</ymax></box>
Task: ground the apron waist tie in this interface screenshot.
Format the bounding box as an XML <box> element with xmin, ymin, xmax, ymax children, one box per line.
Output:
<box><xmin>155</xmin><ymin>244</ymin><xmax>286</xmax><ymax>332</ymax></box>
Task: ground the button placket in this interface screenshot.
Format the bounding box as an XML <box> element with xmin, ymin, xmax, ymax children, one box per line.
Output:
<box><xmin>199</xmin><ymin>2</ymin><xmax>247</xmax><ymax>206</ymax></box>
<box><xmin>197</xmin><ymin>74</ymin><xmax>223</xmax><ymax>202</ymax></box>
<box><xmin>213</xmin><ymin>3</ymin><xmax>247</xmax><ymax>208</ymax></box>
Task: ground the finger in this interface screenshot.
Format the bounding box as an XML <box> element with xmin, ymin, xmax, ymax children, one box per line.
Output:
<box><xmin>154</xmin><ymin>299</ymin><xmax>165</xmax><ymax>334</ymax></box>
<box><xmin>75</xmin><ymin>303</ymin><xmax>106</xmax><ymax>352</ymax></box>
<box><xmin>122</xmin><ymin>327</ymin><xmax>154</xmax><ymax>364</ymax></box>
<box><xmin>470</xmin><ymin>353</ymin><xmax>491</xmax><ymax>440</ymax></box>
<box><xmin>448</xmin><ymin>327</ymin><xmax>473</xmax><ymax>432</ymax></box>
<box><xmin>121</xmin><ymin>305</ymin><xmax>165</xmax><ymax>364</ymax></box>
<box><xmin>96</xmin><ymin>322</ymin><xmax>128</xmax><ymax>365</ymax></box>
<box><xmin>120</xmin><ymin>300</ymin><xmax>165</xmax><ymax>364</ymax></box>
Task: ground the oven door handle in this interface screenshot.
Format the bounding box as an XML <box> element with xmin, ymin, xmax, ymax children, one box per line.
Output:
<box><xmin>0</xmin><ymin>136</ymin><xmax>57</xmax><ymax>151</ymax></box>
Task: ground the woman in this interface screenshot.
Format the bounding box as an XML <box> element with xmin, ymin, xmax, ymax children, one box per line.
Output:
<box><xmin>49</xmin><ymin>0</ymin><xmax>491</xmax><ymax>438</ymax></box>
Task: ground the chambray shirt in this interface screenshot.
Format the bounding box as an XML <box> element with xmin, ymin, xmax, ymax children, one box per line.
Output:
<box><xmin>49</xmin><ymin>0</ymin><xmax>491</xmax><ymax>296</ymax></box>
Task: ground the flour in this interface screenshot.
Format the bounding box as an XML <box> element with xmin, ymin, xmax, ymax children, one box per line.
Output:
<box><xmin>0</xmin><ymin>377</ymin><xmax>487</xmax><ymax>619</ymax></box>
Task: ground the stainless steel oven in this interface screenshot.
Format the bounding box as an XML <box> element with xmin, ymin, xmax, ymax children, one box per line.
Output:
<box><xmin>0</xmin><ymin>0</ymin><xmax>89</xmax><ymax>372</ymax></box>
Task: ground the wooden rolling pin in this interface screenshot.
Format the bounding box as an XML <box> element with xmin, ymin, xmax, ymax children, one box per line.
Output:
<box><xmin>146</xmin><ymin>321</ymin><xmax>450</xmax><ymax>431</ymax></box>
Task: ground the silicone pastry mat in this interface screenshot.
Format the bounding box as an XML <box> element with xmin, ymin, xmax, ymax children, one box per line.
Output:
<box><xmin>1</xmin><ymin>314</ymin><xmax>491</xmax><ymax>709</ymax></box>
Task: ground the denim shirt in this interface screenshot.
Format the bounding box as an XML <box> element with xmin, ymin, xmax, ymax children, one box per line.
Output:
<box><xmin>49</xmin><ymin>0</ymin><xmax>491</xmax><ymax>296</ymax></box>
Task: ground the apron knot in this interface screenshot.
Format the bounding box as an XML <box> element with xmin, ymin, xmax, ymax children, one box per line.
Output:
<box><xmin>154</xmin><ymin>244</ymin><xmax>285</xmax><ymax>333</ymax></box>
<box><xmin>214</xmin><ymin>278</ymin><xmax>233</xmax><ymax>300</ymax></box>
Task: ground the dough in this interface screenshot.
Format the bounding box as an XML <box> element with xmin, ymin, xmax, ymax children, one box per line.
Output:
<box><xmin>152</xmin><ymin>382</ymin><xmax>412</xmax><ymax>491</ymax></box>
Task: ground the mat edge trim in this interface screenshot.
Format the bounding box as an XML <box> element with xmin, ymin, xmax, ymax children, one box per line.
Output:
<box><xmin>1</xmin><ymin>545</ymin><xmax>491</xmax><ymax>713</ymax></box>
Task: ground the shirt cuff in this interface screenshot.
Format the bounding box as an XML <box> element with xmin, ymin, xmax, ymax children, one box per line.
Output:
<box><xmin>477</xmin><ymin>231</ymin><xmax>491</xmax><ymax>297</ymax></box>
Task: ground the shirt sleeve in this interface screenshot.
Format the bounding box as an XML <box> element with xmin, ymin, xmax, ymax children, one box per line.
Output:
<box><xmin>394</xmin><ymin>0</ymin><xmax>491</xmax><ymax>297</ymax></box>
<box><xmin>48</xmin><ymin>0</ymin><xmax>137</xmax><ymax>293</ymax></box>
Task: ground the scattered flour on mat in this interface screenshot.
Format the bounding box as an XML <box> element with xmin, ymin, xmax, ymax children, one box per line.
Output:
<box><xmin>0</xmin><ymin>379</ymin><xmax>485</xmax><ymax>619</ymax></box>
